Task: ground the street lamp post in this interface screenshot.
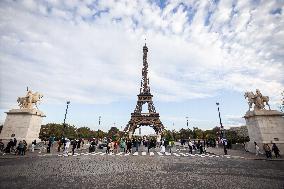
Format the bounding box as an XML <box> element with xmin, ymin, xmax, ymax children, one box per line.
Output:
<box><xmin>186</xmin><ymin>117</ymin><xmax>190</xmax><ymax>140</ymax></box>
<box><xmin>99</xmin><ymin>116</ymin><xmax>101</xmax><ymax>127</ymax></box>
<box><xmin>216</xmin><ymin>102</ymin><xmax>227</xmax><ymax>155</ymax></box>
<box><xmin>186</xmin><ymin>117</ymin><xmax>189</xmax><ymax>127</ymax></box>
<box><xmin>63</xmin><ymin>101</ymin><xmax>70</xmax><ymax>138</ymax></box>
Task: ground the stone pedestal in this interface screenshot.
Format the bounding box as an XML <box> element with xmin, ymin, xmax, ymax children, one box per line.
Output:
<box><xmin>0</xmin><ymin>109</ymin><xmax>45</xmax><ymax>145</ymax></box>
<box><xmin>244</xmin><ymin>110</ymin><xmax>284</xmax><ymax>154</ymax></box>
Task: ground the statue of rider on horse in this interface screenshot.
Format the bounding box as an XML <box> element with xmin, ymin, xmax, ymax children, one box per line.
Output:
<box><xmin>17</xmin><ymin>89</ymin><xmax>43</xmax><ymax>109</ymax></box>
<box><xmin>244</xmin><ymin>89</ymin><xmax>270</xmax><ymax>111</ymax></box>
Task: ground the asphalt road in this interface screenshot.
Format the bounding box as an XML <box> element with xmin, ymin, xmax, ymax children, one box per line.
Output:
<box><xmin>0</xmin><ymin>150</ymin><xmax>283</xmax><ymax>189</ymax></box>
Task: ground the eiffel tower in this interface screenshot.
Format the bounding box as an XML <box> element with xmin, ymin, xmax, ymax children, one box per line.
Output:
<box><xmin>124</xmin><ymin>44</ymin><xmax>164</xmax><ymax>138</ymax></box>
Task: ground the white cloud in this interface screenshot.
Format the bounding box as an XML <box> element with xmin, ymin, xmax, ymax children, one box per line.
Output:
<box><xmin>0</xmin><ymin>0</ymin><xmax>283</xmax><ymax>111</ymax></box>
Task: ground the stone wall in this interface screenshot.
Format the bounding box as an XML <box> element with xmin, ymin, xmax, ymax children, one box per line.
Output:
<box><xmin>244</xmin><ymin>110</ymin><xmax>284</xmax><ymax>154</ymax></box>
<box><xmin>0</xmin><ymin>109</ymin><xmax>45</xmax><ymax>145</ymax></box>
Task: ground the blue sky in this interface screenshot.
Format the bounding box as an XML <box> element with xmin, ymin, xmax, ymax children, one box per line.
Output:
<box><xmin>0</xmin><ymin>0</ymin><xmax>283</xmax><ymax>134</ymax></box>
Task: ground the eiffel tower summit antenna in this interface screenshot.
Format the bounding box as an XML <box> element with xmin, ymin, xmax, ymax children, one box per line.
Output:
<box><xmin>124</xmin><ymin>44</ymin><xmax>164</xmax><ymax>139</ymax></box>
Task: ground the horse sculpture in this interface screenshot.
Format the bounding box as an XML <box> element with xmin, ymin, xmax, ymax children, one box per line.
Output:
<box><xmin>17</xmin><ymin>91</ymin><xmax>43</xmax><ymax>109</ymax></box>
<box><xmin>244</xmin><ymin>91</ymin><xmax>270</xmax><ymax>111</ymax></box>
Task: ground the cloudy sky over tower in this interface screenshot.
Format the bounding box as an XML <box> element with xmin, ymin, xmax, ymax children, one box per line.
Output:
<box><xmin>0</xmin><ymin>0</ymin><xmax>283</xmax><ymax>133</ymax></box>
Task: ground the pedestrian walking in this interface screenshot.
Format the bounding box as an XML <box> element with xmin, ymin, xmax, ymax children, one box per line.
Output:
<box><xmin>22</xmin><ymin>140</ymin><xmax>27</xmax><ymax>155</ymax></box>
<box><xmin>263</xmin><ymin>144</ymin><xmax>272</xmax><ymax>159</ymax></box>
<box><xmin>160</xmin><ymin>139</ymin><xmax>165</xmax><ymax>153</ymax></box>
<box><xmin>120</xmin><ymin>138</ymin><xmax>126</xmax><ymax>152</ymax></box>
<box><xmin>200</xmin><ymin>143</ymin><xmax>204</xmax><ymax>154</ymax></box>
<box><xmin>47</xmin><ymin>140</ymin><xmax>52</xmax><ymax>153</ymax></box>
<box><xmin>31</xmin><ymin>140</ymin><xmax>36</xmax><ymax>152</ymax></box>
<box><xmin>126</xmin><ymin>139</ymin><xmax>132</xmax><ymax>153</ymax></box>
<box><xmin>254</xmin><ymin>142</ymin><xmax>260</xmax><ymax>156</ymax></box>
<box><xmin>57</xmin><ymin>140</ymin><xmax>62</xmax><ymax>152</ymax></box>
<box><xmin>18</xmin><ymin>141</ymin><xmax>24</xmax><ymax>155</ymax></box>
<box><xmin>64</xmin><ymin>138</ymin><xmax>70</xmax><ymax>155</ymax></box>
<box><xmin>13</xmin><ymin>138</ymin><xmax>17</xmax><ymax>151</ymax></box>
<box><xmin>272</xmin><ymin>143</ymin><xmax>281</xmax><ymax>158</ymax></box>
<box><xmin>221</xmin><ymin>138</ymin><xmax>228</xmax><ymax>155</ymax></box>
<box><xmin>106</xmin><ymin>139</ymin><xmax>111</xmax><ymax>154</ymax></box>
<box><xmin>188</xmin><ymin>140</ymin><xmax>193</xmax><ymax>154</ymax></box>
<box><xmin>0</xmin><ymin>139</ymin><xmax>4</xmax><ymax>153</ymax></box>
<box><xmin>71</xmin><ymin>139</ymin><xmax>77</xmax><ymax>155</ymax></box>
<box><xmin>5</xmin><ymin>139</ymin><xmax>14</xmax><ymax>153</ymax></box>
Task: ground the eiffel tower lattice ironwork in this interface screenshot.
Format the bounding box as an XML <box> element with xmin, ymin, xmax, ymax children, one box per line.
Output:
<box><xmin>124</xmin><ymin>44</ymin><xmax>164</xmax><ymax>137</ymax></box>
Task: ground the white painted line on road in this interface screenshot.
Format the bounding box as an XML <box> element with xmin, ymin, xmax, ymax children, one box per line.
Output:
<box><xmin>165</xmin><ymin>152</ymin><xmax>171</xmax><ymax>156</ymax></box>
<box><xmin>100</xmin><ymin>153</ymin><xmax>106</xmax><ymax>156</ymax></box>
<box><xmin>157</xmin><ymin>152</ymin><xmax>163</xmax><ymax>156</ymax></box>
<box><xmin>133</xmin><ymin>152</ymin><xmax>138</xmax><ymax>156</ymax></box>
<box><xmin>173</xmin><ymin>153</ymin><xmax>180</xmax><ymax>157</ymax></box>
<box><xmin>150</xmin><ymin>152</ymin><xmax>154</xmax><ymax>156</ymax></box>
<box><xmin>215</xmin><ymin>155</ymin><xmax>219</xmax><ymax>157</ymax></box>
<box><xmin>142</xmin><ymin>152</ymin><xmax>147</xmax><ymax>156</ymax></box>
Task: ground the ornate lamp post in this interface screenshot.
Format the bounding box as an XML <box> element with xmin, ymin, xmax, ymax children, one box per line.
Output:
<box><xmin>186</xmin><ymin>117</ymin><xmax>189</xmax><ymax>127</ymax></box>
<box><xmin>99</xmin><ymin>116</ymin><xmax>101</xmax><ymax>127</ymax></box>
<box><xmin>216</xmin><ymin>102</ymin><xmax>227</xmax><ymax>155</ymax></box>
<box><xmin>186</xmin><ymin>116</ymin><xmax>190</xmax><ymax>140</ymax></box>
<box><xmin>63</xmin><ymin>101</ymin><xmax>70</xmax><ymax>137</ymax></box>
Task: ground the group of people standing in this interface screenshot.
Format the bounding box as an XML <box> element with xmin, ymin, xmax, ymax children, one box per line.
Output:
<box><xmin>0</xmin><ymin>138</ymin><xmax>31</xmax><ymax>155</ymax></box>
<box><xmin>100</xmin><ymin>137</ymin><xmax>174</xmax><ymax>154</ymax></box>
<box><xmin>188</xmin><ymin>139</ymin><xmax>206</xmax><ymax>154</ymax></box>
<box><xmin>254</xmin><ymin>142</ymin><xmax>281</xmax><ymax>158</ymax></box>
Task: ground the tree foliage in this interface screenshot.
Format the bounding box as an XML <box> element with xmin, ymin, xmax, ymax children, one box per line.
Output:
<box><xmin>39</xmin><ymin>123</ymin><xmax>249</xmax><ymax>144</ymax></box>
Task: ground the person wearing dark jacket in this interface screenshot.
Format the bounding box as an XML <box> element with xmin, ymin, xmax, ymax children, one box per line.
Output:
<box><xmin>71</xmin><ymin>139</ymin><xmax>77</xmax><ymax>155</ymax></box>
<box><xmin>272</xmin><ymin>143</ymin><xmax>281</xmax><ymax>158</ymax></box>
<box><xmin>5</xmin><ymin>139</ymin><xmax>14</xmax><ymax>153</ymax></box>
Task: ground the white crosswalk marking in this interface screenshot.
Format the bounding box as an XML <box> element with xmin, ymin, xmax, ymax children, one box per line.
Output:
<box><xmin>173</xmin><ymin>153</ymin><xmax>180</xmax><ymax>157</ymax></box>
<box><xmin>142</xmin><ymin>152</ymin><xmax>147</xmax><ymax>156</ymax></box>
<box><xmin>157</xmin><ymin>152</ymin><xmax>163</xmax><ymax>156</ymax></box>
<box><xmin>165</xmin><ymin>152</ymin><xmax>171</xmax><ymax>156</ymax></box>
<box><xmin>181</xmin><ymin>153</ymin><xmax>189</xmax><ymax>157</ymax></box>
<box><xmin>116</xmin><ymin>152</ymin><xmax>124</xmax><ymax>156</ymax></box>
<box><xmin>150</xmin><ymin>152</ymin><xmax>154</xmax><ymax>156</ymax></box>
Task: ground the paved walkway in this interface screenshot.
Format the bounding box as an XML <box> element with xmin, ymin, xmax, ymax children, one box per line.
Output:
<box><xmin>206</xmin><ymin>147</ymin><xmax>284</xmax><ymax>161</ymax></box>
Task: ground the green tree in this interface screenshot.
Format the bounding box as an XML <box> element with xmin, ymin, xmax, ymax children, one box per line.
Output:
<box><xmin>107</xmin><ymin>127</ymin><xmax>119</xmax><ymax>140</ymax></box>
<box><xmin>192</xmin><ymin>127</ymin><xmax>203</xmax><ymax>139</ymax></box>
<box><xmin>77</xmin><ymin>127</ymin><xmax>92</xmax><ymax>138</ymax></box>
<box><xmin>96</xmin><ymin>129</ymin><xmax>106</xmax><ymax>139</ymax></box>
